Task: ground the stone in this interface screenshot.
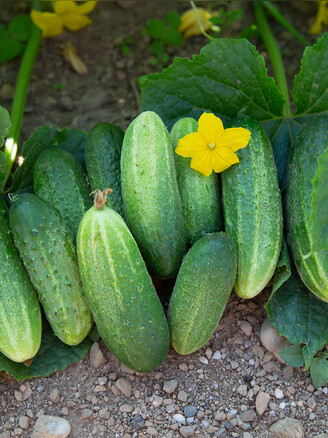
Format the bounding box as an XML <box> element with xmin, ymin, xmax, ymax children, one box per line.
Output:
<box><xmin>131</xmin><ymin>415</ymin><xmax>144</xmax><ymax>429</ymax></box>
<box><xmin>184</xmin><ymin>406</ymin><xmax>198</xmax><ymax>418</ymax></box>
<box><xmin>256</xmin><ymin>391</ymin><xmax>270</xmax><ymax>416</ymax></box>
<box><xmin>238</xmin><ymin>409</ymin><xmax>256</xmax><ymax>422</ymax></box>
<box><xmin>31</xmin><ymin>415</ymin><xmax>71</xmax><ymax>438</ymax></box>
<box><xmin>116</xmin><ymin>378</ymin><xmax>132</xmax><ymax>398</ymax></box>
<box><xmin>147</xmin><ymin>426</ymin><xmax>158</xmax><ymax>436</ymax></box>
<box><xmin>173</xmin><ymin>414</ymin><xmax>186</xmax><ymax>424</ymax></box>
<box><xmin>239</xmin><ymin>321</ymin><xmax>253</xmax><ymax>337</ymax></box>
<box><xmin>213</xmin><ymin>350</ymin><xmax>222</xmax><ymax>360</ymax></box>
<box><xmin>215</xmin><ymin>411</ymin><xmax>226</xmax><ymax>421</ymax></box>
<box><xmin>151</xmin><ymin>395</ymin><xmax>163</xmax><ymax>408</ymax></box>
<box><xmin>163</xmin><ymin>379</ymin><xmax>178</xmax><ymax>394</ymax></box>
<box><xmin>50</xmin><ymin>387</ymin><xmax>60</xmax><ymax>403</ymax></box>
<box><xmin>0</xmin><ymin>432</ymin><xmax>10</xmax><ymax>438</ymax></box>
<box><xmin>177</xmin><ymin>390</ymin><xmax>188</xmax><ymax>402</ymax></box>
<box><xmin>269</xmin><ymin>417</ymin><xmax>304</xmax><ymax>438</ymax></box>
<box><xmin>119</xmin><ymin>404</ymin><xmax>133</xmax><ymax>413</ymax></box>
<box><xmin>81</xmin><ymin>408</ymin><xmax>93</xmax><ymax>419</ymax></box>
<box><xmin>19</xmin><ymin>415</ymin><xmax>30</xmax><ymax>429</ymax></box>
<box><xmin>260</xmin><ymin>318</ymin><xmax>290</xmax><ymax>363</ymax></box>
<box><xmin>275</xmin><ymin>388</ymin><xmax>284</xmax><ymax>399</ymax></box>
<box><xmin>81</xmin><ymin>88</ymin><xmax>110</xmax><ymax>110</ymax></box>
<box><xmin>89</xmin><ymin>342</ymin><xmax>106</xmax><ymax>368</ymax></box>
<box><xmin>180</xmin><ymin>425</ymin><xmax>195</xmax><ymax>437</ymax></box>
<box><xmin>237</xmin><ymin>385</ymin><xmax>248</xmax><ymax>396</ymax></box>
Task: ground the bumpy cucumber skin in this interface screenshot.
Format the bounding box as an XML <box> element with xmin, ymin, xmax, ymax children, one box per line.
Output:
<box><xmin>34</xmin><ymin>148</ymin><xmax>93</xmax><ymax>240</ymax></box>
<box><xmin>0</xmin><ymin>198</ymin><xmax>42</xmax><ymax>362</ymax></box>
<box><xmin>286</xmin><ymin>116</ymin><xmax>328</xmax><ymax>302</ymax></box>
<box><xmin>221</xmin><ymin>117</ymin><xmax>283</xmax><ymax>299</ymax></box>
<box><xmin>170</xmin><ymin>117</ymin><xmax>222</xmax><ymax>246</ymax></box>
<box><xmin>86</xmin><ymin>122</ymin><xmax>125</xmax><ymax>218</ymax></box>
<box><xmin>121</xmin><ymin>111</ymin><xmax>187</xmax><ymax>278</ymax></box>
<box><xmin>9</xmin><ymin>194</ymin><xmax>92</xmax><ymax>346</ymax></box>
<box><xmin>168</xmin><ymin>232</ymin><xmax>237</xmax><ymax>355</ymax></box>
<box><xmin>77</xmin><ymin>205</ymin><xmax>170</xmax><ymax>373</ymax></box>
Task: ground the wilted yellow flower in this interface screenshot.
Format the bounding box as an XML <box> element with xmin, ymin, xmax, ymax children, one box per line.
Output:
<box><xmin>31</xmin><ymin>1</ymin><xmax>97</xmax><ymax>38</ymax></box>
<box><xmin>61</xmin><ymin>42</ymin><xmax>88</xmax><ymax>75</ymax></box>
<box><xmin>310</xmin><ymin>1</ymin><xmax>328</xmax><ymax>34</ymax></box>
<box><xmin>175</xmin><ymin>113</ymin><xmax>251</xmax><ymax>177</ymax></box>
<box><xmin>178</xmin><ymin>7</ymin><xmax>213</xmax><ymax>39</ymax></box>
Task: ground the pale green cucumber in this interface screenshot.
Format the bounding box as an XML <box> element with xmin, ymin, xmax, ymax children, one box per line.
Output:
<box><xmin>170</xmin><ymin>117</ymin><xmax>222</xmax><ymax>246</ymax></box>
<box><xmin>0</xmin><ymin>198</ymin><xmax>42</xmax><ymax>362</ymax></box>
<box><xmin>221</xmin><ymin>117</ymin><xmax>283</xmax><ymax>299</ymax></box>
<box><xmin>77</xmin><ymin>191</ymin><xmax>170</xmax><ymax>372</ymax></box>
<box><xmin>121</xmin><ymin>111</ymin><xmax>187</xmax><ymax>278</ymax></box>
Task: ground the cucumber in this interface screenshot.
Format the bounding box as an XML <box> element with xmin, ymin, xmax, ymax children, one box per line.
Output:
<box><xmin>286</xmin><ymin>115</ymin><xmax>328</xmax><ymax>302</ymax></box>
<box><xmin>221</xmin><ymin>117</ymin><xmax>283</xmax><ymax>299</ymax></box>
<box><xmin>168</xmin><ymin>232</ymin><xmax>237</xmax><ymax>355</ymax></box>
<box><xmin>85</xmin><ymin>122</ymin><xmax>125</xmax><ymax>218</ymax></box>
<box><xmin>170</xmin><ymin>117</ymin><xmax>222</xmax><ymax>246</ymax></box>
<box><xmin>0</xmin><ymin>198</ymin><xmax>42</xmax><ymax>362</ymax></box>
<box><xmin>9</xmin><ymin>194</ymin><xmax>92</xmax><ymax>346</ymax></box>
<box><xmin>34</xmin><ymin>148</ymin><xmax>93</xmax><ymax>240</ymax></box>
<box><xmin>77</xmin><ymin>190</ymin><xmax>170</xmax><ymax>373</ymax></box>
<box><xmin>121</xmin><ymin>111</ymin><xmax>187</xmax><ymax>278</ymax></box>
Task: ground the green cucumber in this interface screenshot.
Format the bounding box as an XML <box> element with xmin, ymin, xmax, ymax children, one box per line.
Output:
<box><xmin>34</xmin><ymin>148</ymin><xmax>93</xmax><ymax>240</ymax></box>
<box><xmin>0</xmin><ymin>198</ymin><xmax>42</xmax><ymax>362</ymax></box>
<box><xmin>9</xmin><ymin>194</ymin><xmax>92</xmax><ymax>346</ymax></box>
<box><xmin>168</xmin><ymin>232</ymin><xmax>237</xmax><ymax>355</ymax></box>
<box><xmin>85</xmin><ymin>122</ymin><xmax>125</xmax><ymax>218</ymax></box>
<box><xmin>286</xmin><ymin>115</ymin><xmax>328</xmax><ymax>302</ymax></box>
<box><xmin>121</xmin><ymin>111</ymin><xmax>187</xmax><ymax>278</ymax></box>
<box><xmin>170</xmin><ymin>117</ymin><xmax>222</xmax><ymax>246</ymax></box>
<box><xmin>77</xmin><ymin>190</ymin><xmax>170</xmax><ymax>373</ymax></box>
<box><xmin>221</xmin><ymin>117</ymin><xmax>283</xmax><ymax>299</ymax></box>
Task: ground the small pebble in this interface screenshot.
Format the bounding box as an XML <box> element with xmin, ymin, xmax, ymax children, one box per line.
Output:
<box><xmin>163</xmin><ymin>380</ymin><xmax>178</xmax><ymax>394</ymax></box>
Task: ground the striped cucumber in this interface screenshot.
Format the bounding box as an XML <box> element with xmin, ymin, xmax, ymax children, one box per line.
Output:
<box><xmin>286</xmin><ymin>115</ymin><xmax>328</xmax><ymax>302</ymax></box>
<box><xmin>221</xmin><ymin>117</ymin><xmax>283</xmax><ymax>299</ymax></box>
<box><xmin>77</xmin><ymin>190</ymin><xmax>170</xmax><ymax>372</ymax></box>
<box><xmin>0</xmin><ymin>198</ymin><xmax>42</xmax><ymax>362</ymax></box>
<box><xmin>170</xmin><ymin>117</ymin><xmax>222</xmax><ymax>246</ymax></box>
<box><xmin>34</xmin><ymin>148</ymin><xmax>93</xmax><ymax>240</ymax></box>
<box><xmin>121</xmin><ymin>111</ymin><xmax>187</xmax><ymax>278</ymax></box>
<box><xmin>85</xmin><ymin>122</ymin><xmax>125</xmax><ymax>218</ymax></box>
<box><xmin>9</xmin><ymin>194</ymin><xmax>92</xmax><ymax>345</ymax></box>
<box><xmin>168</xmin><ymin>232</ymin><xmax>237</xmax><ymax>355</ymax></box>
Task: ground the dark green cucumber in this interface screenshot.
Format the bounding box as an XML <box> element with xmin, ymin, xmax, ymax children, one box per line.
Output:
<box><xmin>168</xmin><ymin>232</ymin><xmax>237</xmax><ymax>355</ymax></box>
<box><xmin>0</xmin><ymin>198</ymin><xmax>42</xmax><ymax>362</ymax></box>
<box><xmin>221</xmin><ymin>117</ymin><xmax>283</xmax><ymax>299</ymax></box>
<box><xmin>85</xmin><ymin>122</ymin><xmax>125</xmax><ymax>218</ymax></box>
<box><xmin>170</xmin><ymin>117</ymin><xmax>222</xmax><ymax>246</ymax></box>
<box><xmin>286</xmin><ymin>115</ymin><xmax>328</xmax><ymax>302</ymax></box>
<box><xmin>121</xmin><ymin>111</ymin><xmax>187</xmax><ymax>278</ymax></box>
<box><xmin>77</xmin><ymin>191</ymin><xmax>170</xmax><ymax>373</ymax></box>
<box><xmin>34</xmin><ymin>148</ymin><xmax>93</xmax><ymax>240</ymax></box>
<box><xmin>9</xmin><ymin>194</ymin><xmax>92</xmax><ymax>345</ymax></box>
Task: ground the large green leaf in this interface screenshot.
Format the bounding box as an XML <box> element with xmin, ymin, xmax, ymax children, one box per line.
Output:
<box><xmin>310</xmin><ymin>354</ymin><xmax>328</xmax><ymax>388</ymax></box>
<box><xmin>139</xmin><ymin>38</ymin><xmax>285</xmax><ymax>129</ymax></box>
<box><xmin>266</xmin><ymin>269</ymin><xmax>328</xmax><ymax>370</ymax></box>
<box><xmin>311</xmin><ymin>147</ymin><xmax>328</xmax><ymax>252</ymax></box>
<box><xmin>0</xmin><ymin>105</ymin><xmax>11</xmax><ymax>147</ymax></box>
<box><xmin>272</xmin><ymin>237</ymin><xmax>291</xmax><ymax>293</ymax></box>
<box><xmin>0</xmin><ymin>151</ymin><xmax>7</xmax><ymax>187</ymax></box>
<box><xmin>292</xmin><ymin>33</ymin><xmax>328</xmax><ymax>115</ymax></box>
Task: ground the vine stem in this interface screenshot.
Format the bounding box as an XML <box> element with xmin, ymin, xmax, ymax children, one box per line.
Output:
<box><xmin>190</xmin><ymin>1</ymin><xmax>213</xmax><ymax>41</ymax></box>
<box><xmin>253</xmin><ymin>1</ymin><xmax>291</xmax><ymax>117</ymax></box>
<box><xmin>1</xmin><ymin>1</ymin><xmax>42</xmax><ymax>192</ymax></box>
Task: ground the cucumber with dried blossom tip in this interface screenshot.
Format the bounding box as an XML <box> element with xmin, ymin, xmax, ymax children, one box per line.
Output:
<box><xmin>286</xmin><ymin>115</ymin><xmax>328</xmax><ymax>302</ymax></box>
<box><xmin>221</xmin><ymin>117</ymin><xmax>283</xmax><ymax>299</ymax></box>
<box><xmin>121</xmin><ymin>111</ymin><xmax>187</xmax><ymax>278</ymax></box>
<box><xmin>170</xmin><ymin>117</ymin><xmax>222</xmax><ymax>246</ymax></box>
<box><xmin>0</xmin><ymin>197</ymin><xmax>42</xmax><ymax>362</ymax></box>
<box><xmin>168</xmin><ymin>232</ymin><xmax>237</xmax><ymax>355</ymax></box>
<box><xmin>9</xmin><ymin>194</ymin><xmax>92</xmax><ymax>346</ymax></box>
<box><xmin>85</xmin><ymin>122</ymin><xmax>125</xmax><ymax>218</ymax></box>
<box><xmin>33</xmin><ymin>148</ymin><xmax>93</xmax><ymax>240</ymax></box>
<box><xmin>76</xmin><ymin>190</ymin><xmax>170</xmax><ymax>373</ymax></box>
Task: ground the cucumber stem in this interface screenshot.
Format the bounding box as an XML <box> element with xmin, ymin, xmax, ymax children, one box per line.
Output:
<box><xmin>92</xmin><ymin>189</ymin><xmax>113</xmax><ymax>210</ymax></box>
<box><xmin>190</xmin><ymin>1</ymin><xmax>213</xmax><ymax>41</ymax></box>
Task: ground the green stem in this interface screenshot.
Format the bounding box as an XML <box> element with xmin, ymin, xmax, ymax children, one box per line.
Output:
<box><xmin>1</xmin><ymin>2</ymin><xmax>42</xmax><ymax>192</ymax></box>
<box><xmin>254</xmin><ymin>1</ymin><xmax>291</xmax><ymax>117</ymax></box>
<box><xmin>190</xmin><ymin>1</ymin><xmax>213</xmax><ymax>41</ymax></box>
<box><xmin>262</xmin><ymin>1</ymin><xmax>308</xmax><ymax>47</ymax></box>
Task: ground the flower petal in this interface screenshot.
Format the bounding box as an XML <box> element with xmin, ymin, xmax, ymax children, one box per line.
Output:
<box><xmin>213</xmin><ymin>147</ymin><xmax>239</xmax><ymax>173</ymax></box>
<box><xmin>62</xmin><ymin>13</ymin><xmax>92</xmax><ymax>31</ymax></box>
<box><xmin>54</xmin><ymin>1</ymin><xmax>76</xmax><ymax>14</ymax></box>
<box><xmin>217</xmin><ymin>127</ymin><xmax>251</xmax><ymax>152</ymax></box>
<box><xmin>30</xmin><ymin>10</ymin><xmax>63</xmax><ymax>38</ymax></box>
<box><xmin>75</xmin><ymin>1</ymin><xmax>97</xmax><ymax>14</ymax></box>
<box><xmin>197</xmin><ymin>113</ymin><xmax>224</xmax><ymax>144</ymax></box>
<box><xmin>175</xmin><ymin>132</ymin><xmax>207</xmax><ymax>158</ymax></box>
<box><xmin>190</xmin><ymin>151</ymin><xmax>213</xmax><ymax>176</ymax></box>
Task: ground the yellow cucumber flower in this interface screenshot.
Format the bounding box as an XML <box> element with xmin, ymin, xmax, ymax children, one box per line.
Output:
<box><xmin>175</xmin><ymin>113</ymin><xmax>251</xmax><ymax>177</ymax></box>
<box><xmin>178</xmin><ymin>7</ymin><xmax>213</xmax><ymax>39</ymax></box>
<box><xmin>31</xmin><ymin>1</ymin><xmax>97</xmax><ymax>38</ymax></box>
<box><xmin>310</xmin><ymin>1</ymin><xmax>328</xmax><ymax>34</ymax></box>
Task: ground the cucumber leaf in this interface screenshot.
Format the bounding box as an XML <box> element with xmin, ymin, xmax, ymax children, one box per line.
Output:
<box><xmin>311</xmin><ymin>148</ymin><xmax>328</xmax><ymax>252</ymax></box>
<box><xmin>310</xmin><ymin>355</ymin><xmax>328</xmax><ymax>388</ymax></box>
<box><xmin>139</xmin><ymin>38</ymin><xmax>285</xmax><ymax>129</ymax></box>
<box><xmin>0</xmin><ymin>152</ymin><xmax>7</xmax><ymax>188</ymax></box>
<box><xmin>0</xmin><ymin>319</ymin><xmax>94</xmax><ymax>381</ymax></box>
<box><xmin>279</xmin><ymin>344</ymin><xmax>305</xmax><ymax>368</ymax></box>
<box><xmin>272</xmin><ymin>237</ymin><xmax>291</xmax><ymax>293</ymax></box>
<box><xmin>292</xmin><ymin>33</ymin><xmax>328</xmax><ymax>115</ymax></box>
<box><xmin>0</xmin><ymin>105</ymin><xmax>11</xmax><ymax>147</ymax></box>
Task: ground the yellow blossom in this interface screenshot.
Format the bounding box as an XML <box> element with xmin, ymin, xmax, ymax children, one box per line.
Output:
<box><xmin>310</xmin><ymin>1</ymin><xmax>328</xmax><ymax>34</ymax></box>
<box><xmin>31</xmin><ymin>1</ymin><xmax>97</xmax><ymax>38</ymax></box>
<box><xmin>175</xmin><ymin>113</ymin><xmax>251</xmax><ymax>177</ymax></box>
<box><xmin>178</xmin><ymin>7</ymin><xmax>213</xmax><ymax>39</ymax></box>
